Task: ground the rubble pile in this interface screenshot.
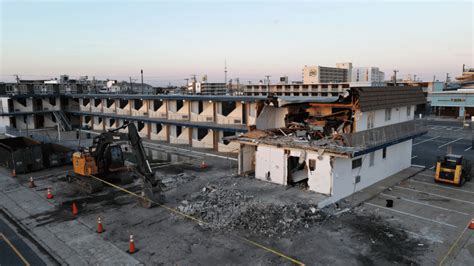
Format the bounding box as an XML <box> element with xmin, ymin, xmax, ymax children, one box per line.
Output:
<box><xmin>161</xmin><ymin>173</ymin><xmax>197</xmax><ymax>191</ymax></box>
<box><xmin>178</xmin><ymin>184</ymin><xmax>325</xmax><ymax>237</ymax></box>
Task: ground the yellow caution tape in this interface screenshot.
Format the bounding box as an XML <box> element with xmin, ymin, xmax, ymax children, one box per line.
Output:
<box><xmin>88</xmin><ymin>174</ymin><xmax>305</xmax><ymax>265</ymax></box>
<box><xmin>438</xmin><ymin>219</ymin><xmax>472</xmax><ymax>266</ymax></box>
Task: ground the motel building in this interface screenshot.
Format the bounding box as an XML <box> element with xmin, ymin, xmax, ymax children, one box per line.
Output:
<box><xmin>230</xmin><ymin>86</ymin><xmax>426</xmax><ymax>207</ymax></box>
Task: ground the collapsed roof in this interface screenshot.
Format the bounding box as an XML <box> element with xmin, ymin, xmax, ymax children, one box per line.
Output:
<box><xmin>229</xmin><ymin>86</ymin><xmax>427</xmax><ymax>157</ymax></box>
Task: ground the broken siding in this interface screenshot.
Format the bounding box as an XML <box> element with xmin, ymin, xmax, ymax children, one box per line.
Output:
<box><xmin>356</xmin><ymin>86</ymin><xmax>425</xmax><ymax>112</ymax></box>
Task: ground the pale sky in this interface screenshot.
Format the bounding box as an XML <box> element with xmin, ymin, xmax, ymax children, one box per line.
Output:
<box><xmin>1</xmin><ymin>0</ymin><xmax>472</xmax><ymax>86</ymax></box>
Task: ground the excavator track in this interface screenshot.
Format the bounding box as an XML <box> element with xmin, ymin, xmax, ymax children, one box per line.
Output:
<box><xmin>66</xmin><ymin>174</ymin><xmax>104</xmax><ymax>194</ymax></box>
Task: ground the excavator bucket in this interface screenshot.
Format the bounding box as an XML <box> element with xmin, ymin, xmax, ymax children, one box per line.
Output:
<box><xmin>138</xmin><ymin>181</ymin><xmax>164</xmax><ymax>208</ymax></box>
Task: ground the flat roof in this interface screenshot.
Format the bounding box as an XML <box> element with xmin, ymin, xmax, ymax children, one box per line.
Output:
<box><xmin>64</xmin><ymin>94</ymin><xmax>267</xmax><ymax>102</ymax></box>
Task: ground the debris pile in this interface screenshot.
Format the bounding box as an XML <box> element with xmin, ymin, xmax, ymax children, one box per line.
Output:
<box><xmin>177</xmin><ymin>184</ymin><xmax>325</xmax><ymax>237</ymax></box>
<box><xmin>161</xmin><ymin>173</ymin><xmax>197</xmax><ymax>191</ymax></box>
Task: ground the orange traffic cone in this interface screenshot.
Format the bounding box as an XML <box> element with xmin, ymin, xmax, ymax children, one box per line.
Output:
<box><xmin>28</xmin><ymin>176</ymin><xmax>36</xmax><ymax>188</ymax></box>
<box><xmin>11</xmin><ymin>169</ymin><xmax>16</xmax><ymax>177</ymax></box>
<box><xmin>128</xmin><ymin>234</ymin><xmax>136</xmax><ymax>254</ymax></box>
<box><xmin>72</xmin><ymin>202</ymin><xmax>78</xmax><ymax>216</ymax></box>
<box><xmin>46</xmin><ymin>188</ymin><xmax>54</xmax><ymax>199</ymax></box>
<box><xmin>469</xmin><ymin>219</ymin><xmax>474</xmax><ymax>230</ymax></box>
<box><xmin>97</xmin><ymin>217</ymin><xmax>104</xmax><ymax>234</ymax></box>
<box><xmin>200</xmin><ymin>161</ymin><xmax>208</xmax><ymax>169</ymax></box>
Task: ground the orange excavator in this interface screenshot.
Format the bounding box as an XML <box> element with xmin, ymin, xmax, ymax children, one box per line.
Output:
<box><xmin>68</xmin><ymin>123</ymin><xmax>162</xmax><ymax>208</ymax></box>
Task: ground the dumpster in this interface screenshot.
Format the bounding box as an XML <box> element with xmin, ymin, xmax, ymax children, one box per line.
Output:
<box><xmin>41</xmin><ymin>143</ymin><xmax>74</xmax><ymax>167</ymax></box>
<box><xmin>0</xmin><ymin>137</ymin><xmax>44</xmax><ymax>174</ymax></box>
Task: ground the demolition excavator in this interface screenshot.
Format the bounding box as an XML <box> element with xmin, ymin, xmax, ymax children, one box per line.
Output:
<box><xmin>67</xmin><ymin>123</ymin><xmax>162</xmax><ymax>208</ymax></box>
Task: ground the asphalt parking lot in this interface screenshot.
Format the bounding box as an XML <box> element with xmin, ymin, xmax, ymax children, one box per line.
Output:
<box><xmin>0</xmin><ymin>119</ymin><xmax>473</xmax><ymax>265</ymax></box>
<box><xmin>412</xmin><ymin>120</ymin><xmax>474</xmax><ymax>169</ymax></box>
<box><xmin>361</xmin><ymin>119</ymin><xmax>474</xmax><ymax>264</ymax></box>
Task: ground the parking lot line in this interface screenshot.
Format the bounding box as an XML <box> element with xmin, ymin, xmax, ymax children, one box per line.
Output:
<box><xmin>438</xmin><ymin>137</ymin><xmax>464</xmax><ymax>148</ymax></box>
<box><xmin>429</xmin><ymin>165</ymin><xmax>436</xmax><ymax>170</ymax></box>
<box><xmin>464</xmin><ymin>146</ymin><xmax>471</xmax><ymax>151</ymax></box>
<box><xmin>411</xmin><ymin>164</ymin><xmax>426</xmax><ymax>168</ymax></box>
<box><xmin>453</xmin><ymin>127</ymin><xmax>464</xmax><ymax>132</ymax></box>
<box><xmin>413</xmin><ymin>136</ymin><xmax>440</xmax><ymax>146</ymax></box>
<box><xmin>419</xmin><ymin>173</ymin><xmax>434</xmax><ymax>178</ymax></box>
<box><xmin>0</xmin><ymin>233</ymin><xmax>30</xmax><ymax>266</ymax></box>
<box><xmin>394</xmin><ymin>186</ymin><xmax>474</xmax><ymax>205</ymax></box>
<box><xmin>380</xmin><ymin>193</ymin><xmax>469</xmax><ymax>216</ymax></box>
<box><xmin>408</xmin><ymin>179</ymin><xmax>474</xmax><ymax>195</ymax></box>
<box><xmin>411</xmin><ymin>155</ymin><xmax>418</xmax><ymax>159</ymax></box>
<box><xmin>364</xmin><ymin>202</ymin><xmax>457</xmax><ymax>228</ymax></box>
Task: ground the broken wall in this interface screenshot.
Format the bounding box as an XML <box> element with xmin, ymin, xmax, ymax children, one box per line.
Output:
<box><xmin>256</xmin><ymin>106</ymin><xmax>288</xmax><ymax>130</ymax></box>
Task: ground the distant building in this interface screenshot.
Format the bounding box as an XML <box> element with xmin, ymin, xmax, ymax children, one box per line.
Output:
<box><xmin>303</xmin><ymin>63</ymin><xmax>352</xmax><ymax>84</ymax></box>
<box><xmin>350</xmin><ymin>67</ymin><xmax>385</xmax><ymax>86</ymax></box>
<box><xmin>244</xmin><ymin>82</ymin><xmax>350</xmax><ymax>96</ymax></box>
<box><xmin>303</xmin><ymin>63</ymin><xmax>386</xmax><ymax>87</ymax></box>
<box><xmin>187</xmin><ymin>76</ymin><xmax>227</xmax><ymax>95</ymax></box>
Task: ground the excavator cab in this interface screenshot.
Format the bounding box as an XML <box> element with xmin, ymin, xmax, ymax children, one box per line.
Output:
<box><xmin>435</xmin><ymin>154</ymin><xmax>472</xmax><ymax>186</ymax></box>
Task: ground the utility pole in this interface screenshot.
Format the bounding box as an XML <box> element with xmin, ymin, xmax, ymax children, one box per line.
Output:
<box><xmin>224</xmin><ymin>60</ymin><xmax>228</xmax><ymax>85</ymax></box>
<box><xmin>141</xmin><ymin>69</ymin><xmax>144</xmax><ymax>94</ymax></box>
<box><xmin>265</xmin><ymin>75</ymin><xmax>271</xmax><ymax>95</ymax></box>
<box><xmin>224</xmin><ymin>61</ymin><xmax>228</xmax><ymax>95</ymax></box>
<box><xmin>393</xmin><ymin>70</ymin><xmax>399</xmax><ymax>86</ymax></box>
<box><xmin>236</xmin><ymin>78</ymin><xmax>240</xmax><ymax>95</ymax></box>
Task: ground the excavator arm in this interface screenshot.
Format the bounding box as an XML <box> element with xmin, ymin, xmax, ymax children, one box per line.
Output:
<box><xmin>91</xmin><ymin>122</ymin><xmax>163</xmax><ymax>207</ymax></box>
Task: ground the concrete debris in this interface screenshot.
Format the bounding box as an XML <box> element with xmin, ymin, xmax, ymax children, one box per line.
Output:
<box><xmin>177</xmin><ymin>184</ymin><xmax>325</xmax><ymax>237</ymax></box>
<box><xmin>161</xmin><ymin>173</ymin><xmax>197</xmax><ymax>191</ymax></box>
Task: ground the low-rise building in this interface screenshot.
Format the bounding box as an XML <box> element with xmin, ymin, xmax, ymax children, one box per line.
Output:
<box><xmin>230</xmin><ymin>86</ymin><xmax>426</xmax><ymax>207</ymax></box>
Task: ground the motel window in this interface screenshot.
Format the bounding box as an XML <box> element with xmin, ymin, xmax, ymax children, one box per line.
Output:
<box><xmin>369</xmin><ymin>152</ymin><xmax>374</xmax><ymax>167</ymax></box>
<box><xmin>382</xmin><ymin>147</ymin><xmax>387</xmax><ymax>159</ymax></box>
<box><xmin>385</xmin><ymin>108</ymin><xmax>391</xmax><ymax>121</ymax></box>
<box><xmin>407</xmin><ymin>106</ymin><xmax>411</xmax><ymax>117</ymax></box>
<box><xmin>367</xmin><ymin>111</ymin><xmax>375</xmax><ymax>129</ymax></box>
<box><xmin>352</xmin><ymin>158</ymin><xmax>362</xmax><ymax>169</ymax></box>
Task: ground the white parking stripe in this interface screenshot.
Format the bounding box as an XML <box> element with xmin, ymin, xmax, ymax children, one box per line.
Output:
<box><xmin>413</xmin><ymin>136</ymin><xmax>441</xmax><ymax>146</ymax></box>
<box><xmin>419</xmin><ymin>173</ymin><xmax>434</xmax><ymax>178</ymax></box>
<box><xmin>411</xmin><ymin>155</ymin><xmax>418</xmax><ymax>159</ymax></box>
<box><xmin>380</xmin><ymin>193</ymin><xmax>469</xmax><ymax>216</ymax></box>
<box><xmin>408</xmin><ymin>179</ymin><xmax>474</xmax><ymax>195</ymax></box>
<box><xmin>394</xmin><ymin>186</ymin><xmax>474</xmax><ymax>205</ymax></box>
<box><xmin>464</xmin><ymin>146</ymin><xmax>472</xmax><ymax>151</ymax></box>
<box><xmin>411</xmin><ymin>164</ymin><xmax>426</xmax><ymax>168</ymax></box>
<box><xmin>454</xmin><ymin>127</ymin><xmax>464</xmax><ymax>132</ymax></box>
<box><xmin>429</xmin><ymin>165</ymin><xmax>436</xmax><ymax>170</ymax></box>
<box><xmin>438</xmin><ymin>137</ymin><xmax>464</xmax><ymax>148</ymax></box>
<box><xmin>365</xmin><ymin>202</ymin><xmax>457</xmax><ymax>228</ymax></box>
